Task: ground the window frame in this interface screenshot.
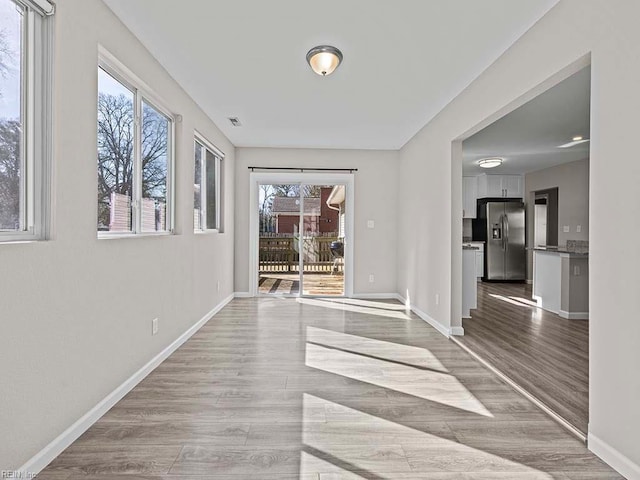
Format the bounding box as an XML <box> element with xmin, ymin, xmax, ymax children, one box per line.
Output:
<box><xmin>194</xmin><ymin>132</ymin><xmax>224</xmax><ymax>233</ymax></box>
<box><xmin>0</xmin><ymin>0</ymin><xmax>53</xmax><ymax>243</ymax></box>
<box><xmin>97</xmin><ymin>49</ymin><xmax>176</xmax><ymax>238</ymax></box>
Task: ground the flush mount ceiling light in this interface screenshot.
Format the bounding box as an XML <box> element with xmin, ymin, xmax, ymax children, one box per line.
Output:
<box><xmin>557</xmin><ymin>136</ymin><xmax>590</xmax><ymax>148</ymax></box>
<box><xmin>477</xmin><ymin>157</ymin><xmax>503</xmax><ymax>169</ymax></box>
<box><xmin>306</xmin><ymin>45</ymin><xmax>343</xmax><ymax>76</ymax></box>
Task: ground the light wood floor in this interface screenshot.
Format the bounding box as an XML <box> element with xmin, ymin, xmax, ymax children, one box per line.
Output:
<box><xmin>458</xmin><ymin>282</ymin><xmax>589</xmax><ymax>435</ymax></box>
<box><xmin>259</xmin><ymin>273</ymin><xmax>344</xmax><ymax>296</ymax></box>
<box><xmin>38</xmin><ymin>297</ymin><xmax>618</xmax><ymax>479</ymax></box>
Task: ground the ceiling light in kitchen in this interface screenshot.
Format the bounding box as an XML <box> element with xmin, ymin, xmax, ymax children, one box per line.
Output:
<box><xmin>558</xmin><ymin>137</ymin><xmax>590</xmax><ymax>148</ymax></box>
<box><xmin>477</xmin><ymin>157</ymin><xmax>503</xmax><ymax>169</ymax></box>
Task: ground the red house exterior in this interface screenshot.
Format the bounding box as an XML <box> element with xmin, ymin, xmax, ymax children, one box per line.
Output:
<box><xmin>271</xmin><ymin>187</ymin><xmax>339</xmax><ymax>235</ymax></box>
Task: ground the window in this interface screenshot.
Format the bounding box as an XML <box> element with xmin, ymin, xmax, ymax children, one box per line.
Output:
<box><xmin>194</xmin><ymin>136</ymin><xmax>223</xmax><ymax>232</ymax></box>
<box><xmin>97</xmin><ymin>61</ymin><xmax>174</xmax><ymax>235</ymax></box>
<box><xmin>0</xmin><ymin>0</ymin><xmax>53</xmax><ymax>241</ymax></box>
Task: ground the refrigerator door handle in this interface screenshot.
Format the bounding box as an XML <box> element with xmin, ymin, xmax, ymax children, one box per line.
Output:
<box><xmin>504</xmin><ymin>214</ymin><xmax>510</xmax><ymax>251</ymax></box>
<box><xmin>500</xmin><ymin>215</ymin><xmax>506</xmax><ymax>251</ymax></box>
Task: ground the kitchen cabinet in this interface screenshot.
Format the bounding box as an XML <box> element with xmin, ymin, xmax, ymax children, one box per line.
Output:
<box><xmin>462</xmin><ymin>247</ymin><xmax>478</xmax><ymax>318</ymax></box>
<box><xmin>462</xmin><ymin>241</ymin><xmax>485</xmax><ymax>278</ymax></box>
<box><xmin>475</xmin><ymin>244</ymin><xmax>484</xmax><ymax>278</ymax></box>
<box><xmin>477</xmin><ymin>174</ymin><xmax>523</xmax><ymax>199</ymax></box>
<box><xmin>462</xmin><ymin>176</ymin><xmax>478</xmax><ymax>218</ymax></box>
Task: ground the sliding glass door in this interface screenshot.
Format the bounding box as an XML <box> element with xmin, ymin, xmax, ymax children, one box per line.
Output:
<box><xmin>301</xmin><ymin>184</ymin><xmax>344</xmax><ymax>296</ymax></box>
<box><xmin>256</xmin><ymin>180</ymin><xmax>348</xmax><ymax>297</ymax></box>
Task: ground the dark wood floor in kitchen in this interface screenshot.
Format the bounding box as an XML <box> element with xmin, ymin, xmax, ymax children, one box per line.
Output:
<box><xmin>37</xmin><ymin>296</ymin><xmax>613</xmax><ymax>479</ymax></box>
<box><xmin>458</xmin><ymin>281</ymin><xmax>589</xmax><ymax>435</ymax></box>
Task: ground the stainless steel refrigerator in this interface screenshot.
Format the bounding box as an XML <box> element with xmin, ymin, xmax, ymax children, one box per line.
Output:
<box><xmin>474</xmin><ymin>200</ymin><xmax>526</xmax><ymax>281</ymax></box>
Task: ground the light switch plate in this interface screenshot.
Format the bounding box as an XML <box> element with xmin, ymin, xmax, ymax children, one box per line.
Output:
<box><xmin>563</xmin><ymin>225</ymin><xmax>570</xmax><ymax>233</ymax></box>
<box><xmin>152</xmin><ymin>318</ymin><xmax>159</xmax><ymax>336</ymax></box>
<box><xmin>576</xmin><ymin>225</ymin><xmax>582</xmax><ymax>233</ymax></box>
<box><xmin>367</xmin><ymin>220</ymin><xmax>375</xmax><ymax>229</ymax></box>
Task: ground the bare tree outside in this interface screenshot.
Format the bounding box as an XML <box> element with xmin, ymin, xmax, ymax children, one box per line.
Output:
<box><xmin>0</xmin><ymin>119</ymin><xmax>19</xmax><ymax>229</ymax></box>
<box><xmin>0</xmin><ymin>2</ymin><xmax>23</xmax><ymax>231</ymax></box>
<box><xmin>96</xmin><ymin>92</ymin><xmax>169</xmax><ymax>231</ymax></box>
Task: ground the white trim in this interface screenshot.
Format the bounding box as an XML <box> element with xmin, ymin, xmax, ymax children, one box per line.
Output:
<box><xmin>98</xmin><ymin>46</ymin><xmax>176</xmax><ymax>119</ymax></box>
<box><xmin>234</xmin><ymin>291</ymin><xmax>253</xmax><ymax>298</ymax></box>
<box><xmin>411</xmin><ymin>304</ymin><xmax>451</xmax><ymax>338</ymax></box>
<box><xmin>396</xmin><ymin>293</ymin><xmax>452</xmax><ymax>338</ymax></box>
<box><xmin>194</xmin><ymin>130</ymin><xmax>225</xmax><ymax>159</ymax></box>
<box><xmin>17</xmin><ymin>294</ymin><xmax>234</xmax><ymax>477</ymax></box>
<box><xmin>21</xmin><ymin>0</ymin><xmax>55</xmax><ymax>16</ymax></box>
<box><xmin>351</xmin><ymin>293</ymin><xmax>402</xmax><ymax>300</ymax></box>
<box><xmin>451</xmin><ymin>336</ymin><xmax>587</xmax><ymax>443</ymax></box>
<box><xmin>450</xmin><ymin>326</ymin><xmax>465</xmax><ymax>336</ymax></box>
<box><xmin>526</xmin><ymin>279</ymin><xmax>533</xmax><ymax>285</ymax></box>
<box><xmin>588</xmin><ymin>432</ymin><xmax>640</xmax><ymax>480</ymax></box>
<box><xmin>559</xmin><ymin>310</ymin><xmax>589</xmax><ymax>320</ymax></box>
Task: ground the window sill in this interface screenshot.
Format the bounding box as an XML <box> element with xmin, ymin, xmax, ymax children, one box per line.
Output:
<box><xmin>98</xmin><ymin>231</ymin><xmax>174</xmax><ymax>240</ymax></box>
<box><xmin>195</xmin><ymin>229</ymin><xmax>222</xmax><ymax>235</ymax></box>
<box><xmin>0</xmin><ymin>233</ymin><xmax>42</xmax><ymax>244</ymax></box>
<box><xmin>0</xmin><ymin>238</ymin><xmax>41</xmax><ymax>245</ymax></box>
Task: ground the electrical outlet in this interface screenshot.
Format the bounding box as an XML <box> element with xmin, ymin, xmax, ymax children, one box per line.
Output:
<box><xmin>367</xmin><ymin>220</ymin><xmax>375</xmax><ymax>229</ymax></box>
<box><xmin>152</xmin><ymin>318</ymin><xmax>159</xmax><ymax>336</ymax></box>
<box><xmin>573</xmin><ymin>265</ymin><xmax>581</xmax><ymax>276</ymax></box>
<box><xmin>368</xmin><ymin>274</ymin><xmax>375</xmax><ymax>283</ymax></box>
<box><xmin>435</xmin><ymin>293</ymin><xmax>440</xmax><ymax>306</ymax></box>
<box><xmin>576</xmin><ymin>225</ymin><xmax>582</xmax><ymax>233</ymax></box>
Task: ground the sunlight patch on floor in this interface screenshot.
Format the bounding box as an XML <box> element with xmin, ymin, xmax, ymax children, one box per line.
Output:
<box><xmin>300</xmin><ymin>393</ymin><xmax>554</xmax><ymax>478</ymax></box>
<box><xmin>297</xmin><ymin>297</ymin><xmax>411</xmax><ymax>320</ymax></box>
<box><xmin>319</xmin><ymin>297</ymin><xmax>409</xmax><ymax>311</ymax></box>
<box><xmin>305</xmin><ymin>329</ymin><xmax>492</xmax><ymax>417</ymax></box>
<box><xmin>490</xmin><ymin>294</ymin><xmax>540</xmax><ymax>309</ymax></box>
<box><xmin>306</xmin><ymin>326</ymin><xmax>447</xmax><ymax>371</ymax></box>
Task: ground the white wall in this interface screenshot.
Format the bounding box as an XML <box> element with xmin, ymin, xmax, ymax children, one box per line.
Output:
<box><xmin>0</xmin><ymin>0</ymin><xmax>235</xmax><ymax>468</ymax></box>
<box><xmin>235</xmin><ymin>148</ymin><xmax>398</xmax><ymax>295</ymax></box>
<box><xmin>525</xmin><ymin>158</ymin><xmax>590</xmax><ymax>279</ymax></box>
<box><xmin>397</xmin><ymin>0</ymin><xmax>640</xmax><ymax>474</ymax></box>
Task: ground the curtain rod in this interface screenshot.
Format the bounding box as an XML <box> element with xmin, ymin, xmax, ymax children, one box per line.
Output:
<box><xmin>248</xmin><ymin>167</ymin><xmax>357</xmax><ymax>172</ymax></box>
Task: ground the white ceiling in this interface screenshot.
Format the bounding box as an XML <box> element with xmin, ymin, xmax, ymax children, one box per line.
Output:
<box><xmin>103</xmin><ymin>0</ymin><xmax>558</xmax><ymax>150</ymax></box>
<box><xmin>463</xmin><ymin>66</ymin><xmax>591</xmax><ymax>176</ymax></box>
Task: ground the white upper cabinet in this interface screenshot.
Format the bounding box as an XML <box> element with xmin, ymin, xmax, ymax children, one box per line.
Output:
<box><xmin>463</xmin><ymin>176</ymin><xmax>478</xmax><ymax>218</ymax></box>
<box><xmin>477</xmin><ymin>174</ymin><xmax>523</xmax><ymax>199</ymax></box>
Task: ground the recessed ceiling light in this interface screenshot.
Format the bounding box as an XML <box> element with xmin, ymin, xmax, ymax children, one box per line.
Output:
<box><xmin>477</xmin><ymin>157</ymin><xmax>503</xmax><ymax>169</ymax></box>
<box><xmin>306</xmin><ymin>45</ymin><xmax>343</xmax><ymax>76</ymax></box>
<box><xmin>558</xmin><ymin>138</ymin><xmax>590</xmax><ymax>148</ymax></box>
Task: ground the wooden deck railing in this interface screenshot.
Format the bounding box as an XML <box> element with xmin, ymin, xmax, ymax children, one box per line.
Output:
<box><xmin>259</xmin><ymin>236</ymin><xmax>339</xmax><ymax>273</ymax></box>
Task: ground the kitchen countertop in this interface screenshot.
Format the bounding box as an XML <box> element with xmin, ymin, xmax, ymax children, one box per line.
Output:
<box><xmin>530</xmin><ymin>246</ymin><xmax>588</xmax><ymax>256</ymax></box>
<box><xmin>463</xmin><ymin>245</ymin><xmax>480</xmax><ymax>251</ymax></box>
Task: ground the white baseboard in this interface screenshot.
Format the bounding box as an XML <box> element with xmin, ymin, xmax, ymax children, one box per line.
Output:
<box><xmin>17</xmin><ymin>293</ymin><xmax>234</xmax><ymax>477</ymax></box>
<box><xmin>588</xmin><ymin>432</ymin><xmax>640</xmax><ymax>480</ymax></box>
<box><xmin>396</xmin><ymin>293</ymin><xmax>452</xmax><ymax>338</ymax></box>
<box><xmin>559</xmin><ymin>310</ymin><xmax>589</xmax><ymax>320</ymax></box>
<box><xmin>526</xmin><ymin>279</ymin><xmax>533</xmax><ymax>285</ymax></box>
<box><xmin>234</xmin><ymin>291</ymin><xmax>252</xmax><ymax>298</ymax></box>
<box><xmin>450</xmin><ymin>326</ymin><xmax>465</xmax><ymax>336</ymax></box>
<box><xmin>351</xmin><ymin>293</ymin><xmax>402</xmax><ymax>299</ymax></box>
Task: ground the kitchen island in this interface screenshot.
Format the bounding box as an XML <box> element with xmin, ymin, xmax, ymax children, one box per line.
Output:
<box><xmin>532</xmin><ymin>247</ymin><xmax>589</xmax><ymax>319</ymax></box>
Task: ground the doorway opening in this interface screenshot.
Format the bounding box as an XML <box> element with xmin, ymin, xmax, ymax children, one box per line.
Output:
<box><xmin>250</xmin><ymin>173</ymin><xmax>354</xmax><ymax>298</ymax></box>
<box><xmin>456</xmin><ymin>58</ymin><xmax>591</xmax><ymax>439</ymax></box>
